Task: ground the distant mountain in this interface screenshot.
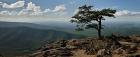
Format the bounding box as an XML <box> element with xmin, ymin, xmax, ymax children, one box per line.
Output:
<box><xmin>36</xmin><ymin>21</ymin><xmax>76</xmax><ymax>29</ymax></box>
<box><xmin>102</xmin><ymin>22</ymin><xmax>140</xmax><ymax>36</ymax></box>
<box><xmin>0</xmin><ymin>21</ymin><xmax>62</xmax><ymax>30</ymax></box>
<box><xmin>0</xmin><ymin>21</ymin><xmax>83</xmax><ymax>57</ymax></box>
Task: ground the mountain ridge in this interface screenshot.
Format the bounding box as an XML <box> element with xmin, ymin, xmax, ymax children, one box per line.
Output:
<box><xmin>0</xmin><ymin>21</ymin><xmax>84</xmax><ymax>57</ymax></box>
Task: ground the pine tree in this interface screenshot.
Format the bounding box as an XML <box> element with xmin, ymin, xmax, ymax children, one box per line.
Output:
<box><xmin>71</xmin><ymin>5</ymin><xmax>116</xmax><ymax>38</ymax></box>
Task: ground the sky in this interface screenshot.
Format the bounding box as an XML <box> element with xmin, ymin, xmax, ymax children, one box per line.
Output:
<box><xmin>0</xmin><ymin>0</ymin><xmax>140</xmax><ymax>22</ymax></box>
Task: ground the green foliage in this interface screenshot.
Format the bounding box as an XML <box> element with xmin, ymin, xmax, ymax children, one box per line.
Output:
<box><xmin>71</xmin><ymin>5</ymin><xmax>116</xmax><ymax>38</ymax></box>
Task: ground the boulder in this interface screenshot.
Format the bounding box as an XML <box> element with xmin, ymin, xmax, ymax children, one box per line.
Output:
<box><xmin>96</xmin><ymin>49</ymin><xmax>112</xmax><ymax>57</ymax></box>
<box><xmin>43</xmin><ymin>47</ymin><xmax>73</xmax><ymax>57</ymax></box>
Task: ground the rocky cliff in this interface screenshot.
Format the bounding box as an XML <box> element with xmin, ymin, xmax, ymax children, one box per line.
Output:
<box><xmin>18</xmin><ymin>34</ymin><xmax>140</xmax><ymax>57</ymax></box>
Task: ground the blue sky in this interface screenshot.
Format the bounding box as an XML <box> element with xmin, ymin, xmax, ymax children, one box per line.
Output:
<box><xmin>94</xmin><ymin>0</ymin><xmax>140</xmax><ymax>11</ymax></box>
<box><xmin>37</xmin><ymin>0</ymin><xmax>140</xmax><ymax>11</ymax></box>
<box><xmin>0</xmin><ymin>0</ymin><xmax>140</xmax><ymax>22</ymax></box>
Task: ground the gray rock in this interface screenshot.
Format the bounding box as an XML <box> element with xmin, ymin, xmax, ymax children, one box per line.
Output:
<box><xmin>96</xmin><ymin>49</ymin><xmax>112</xmax><ymax>57</ymax></box>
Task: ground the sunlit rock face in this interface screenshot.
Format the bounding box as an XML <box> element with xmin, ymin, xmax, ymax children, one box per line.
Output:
<box><xmin>29</xmin><ymin>35</ymin><xmax>140</xmax><ymax>57</ymax></box>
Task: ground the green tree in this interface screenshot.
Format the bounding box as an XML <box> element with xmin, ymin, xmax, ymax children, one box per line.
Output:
<box><xmin>71</xmin><ymin>5</ymin><xmax>116</xmax><ymax>38</ymax></box>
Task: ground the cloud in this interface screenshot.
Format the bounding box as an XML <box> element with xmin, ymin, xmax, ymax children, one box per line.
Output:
<box><xmin>115</xmin><ymin>10</ymin><xmax>140</xmax><ymax>16</ymax></box>
<box><xmin>44</xmin><ymin>9</ymin><xmax>51</xmax><ymax>13</ymax></box>
<box><xmin>2</xmin><ymin>1</ymin><xmax>25</xmax><ymax>9</ymax></box>
<box><xmin>18</xmin><ymin>9</ymin><xmax>29</xmax><ymax>15</ymax></box>
<box><xmin>0</xmin><ymin>1</ymin><xmax>43</xmax><ymax>16</ymax></box>
<box><xmin>0</xmin><ymin>10</ymin><xmax>18</xmax><ymax>15</ymax></box>
<box><xmin>18</xmin><ymin>3</ymin><xmax>67</xmax><ymax>16</ymax></box>
<box><xmin>26</xmin><ymin>2</ymin><xmax>41</xmax><ymax>12</ymax></box>
<box><xmin>27</xmin><ymin>2</ymin><xmax>43</xmax><ymax>15</ymax></box>
<box><xmin>52</xmin><ymin>5</ymin><xmax>67</xmax><ymax>16</ymax></box>
<box><xmin>53</xmin><ymin>5</ymin><xmax>66</xmax><ymax>12</ymax></box>
<box><xmin>0</xmin><ymin>11</ymin><xmax>10</xmax><ymax>15</ymax></box>
<box><xmin>18</xmin><ymin>2</ymin><xmax>43</xmax><ymax>15</ymax></box>
<box><xmin>43</xmin><ymin>5</ymin><xmax>67</xmax><ymax>16</ymax></box>
<box><xmin>0</xmin><ymin>2</ymin><xmax>2</xmax><ymax>5</ymax></box>
<box><xmin>0</xmin><ymin>1</ymin><xmax>67</xmax><ymax>16</ymax></box>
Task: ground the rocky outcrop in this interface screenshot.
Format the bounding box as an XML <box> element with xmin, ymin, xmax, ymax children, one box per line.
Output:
<box><xmin>28</xmin><ymin>35</ymin><xmax>140</xmax><ymax>57</ymax></box>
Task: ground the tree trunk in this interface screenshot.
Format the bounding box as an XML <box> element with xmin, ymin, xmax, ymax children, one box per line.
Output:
<box><xmin>98</xmin><ymin>18</ymin><xmax>102</xmax><ymax>38</ymax></box>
